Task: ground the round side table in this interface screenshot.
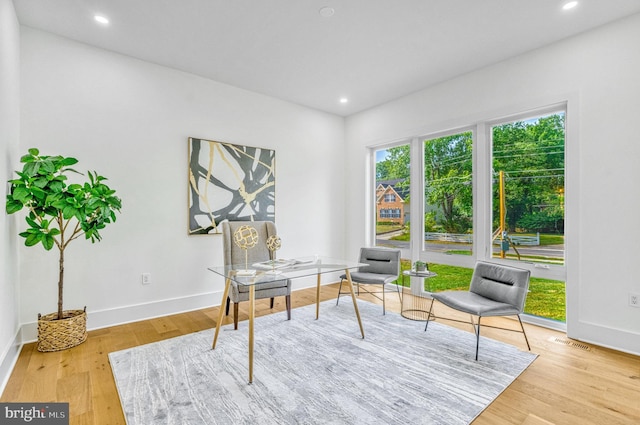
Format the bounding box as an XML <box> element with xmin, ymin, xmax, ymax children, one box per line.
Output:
<box><xmin>400</xmin><ymin>270</ymin><xmax>437</xmax><ymax>321</ymax></box>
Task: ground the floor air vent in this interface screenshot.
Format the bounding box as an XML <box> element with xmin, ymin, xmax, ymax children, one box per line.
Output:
<box><xmin>549</xmin><ymin>337</ymin><xmax>592</xmax><ymax>351</ymax></box>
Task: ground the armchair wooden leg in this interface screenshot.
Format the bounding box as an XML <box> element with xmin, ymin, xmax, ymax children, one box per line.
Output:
<box><xmin>286</xmin><ymin>295</ymin><xmax>291</xmax><ymax>320</ymax></box>
<box><xmin>233</xmin><ymin>303</ymin><xmax>239</xmax><ymax>330</ymax></box>
<box><xmin>225</xmin><ymin>296</ymin><xmax>230</xmax><ymax>316</ymax></box>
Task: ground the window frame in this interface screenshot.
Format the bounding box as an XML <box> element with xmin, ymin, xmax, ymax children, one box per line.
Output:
<box><xmin>369</xmin><ymin>102</ymin><xmax>570</xmax><ymax>330</ymax></box>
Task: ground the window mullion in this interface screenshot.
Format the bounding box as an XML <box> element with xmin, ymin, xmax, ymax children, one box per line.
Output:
<box><xmin>474</xmin><ymin>122</ymin><xmax>491</xmax><ymax>261</ymax></box>
<box><xmin>410</xmin><ymin>137</ymin><xmax>423</xmax><ymax>262</ymax></box>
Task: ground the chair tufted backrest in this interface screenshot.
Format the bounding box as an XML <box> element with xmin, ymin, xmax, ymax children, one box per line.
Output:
<box><xmin>221</xmin><ymin>221</ymin><xmax>277</xmax><ymax>267</ymax></box>
<box><xmin>469</xmin><ymin>261</ymin><xmax>531</xmax><ymax>312</ymax></box>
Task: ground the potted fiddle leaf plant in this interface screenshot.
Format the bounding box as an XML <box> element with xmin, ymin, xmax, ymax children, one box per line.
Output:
<box><xmin>6</xmin><ymin>148</ymin><xmax>122</xmax><ymax>352</ymax></box>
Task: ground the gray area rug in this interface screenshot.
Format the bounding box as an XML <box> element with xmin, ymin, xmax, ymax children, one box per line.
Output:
<box><xmin>109</xmin><ymin>299</ymin><xmax>537</xmax><ymax>424</ymax></box>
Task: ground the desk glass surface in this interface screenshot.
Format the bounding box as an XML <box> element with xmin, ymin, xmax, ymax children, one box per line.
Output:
<box><xmin>209</xmin><ymin>255</ymin><xmax>366</xmax><ymax>383</ymax></box>
<box><xmin>208</xmin><ymin>256</ymin><xmax>363</xmax><ymax>285</ymax></box>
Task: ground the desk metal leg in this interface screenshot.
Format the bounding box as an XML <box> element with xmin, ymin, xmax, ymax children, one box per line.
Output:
<box><xmin>212</xmin><ymin>278</ymin><xmax>231</xmax><ymax>349</ymax></box>
<box><xmin>345</xmin><ymin>269</ymin><xmax>365</xmax><ymax>338</ymax></box>
<box><xmin>248</xmin><ymin>285</ymin><xmax>255</xmax><ymax>384</ymax></box>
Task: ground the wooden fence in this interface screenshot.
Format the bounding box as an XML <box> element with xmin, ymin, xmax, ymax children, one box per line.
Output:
<box><xmin>425</xmin><ymin>232</ymin><xmax>540</xmax><ymax>246</ymax></box>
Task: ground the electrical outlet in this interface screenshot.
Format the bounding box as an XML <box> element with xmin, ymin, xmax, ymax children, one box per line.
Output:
<box><xmin>630</xmin><ymin>293</ymin><xmax>640</xmax><ymax>308</ymax></box>
<box><xmin>141</xmin><ymin>273</ymin><xmax>151</xmax><ymax>285</ymax></box>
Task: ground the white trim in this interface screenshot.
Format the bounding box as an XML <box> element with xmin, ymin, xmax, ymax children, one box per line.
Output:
<box><xmin>476</xmin><ymin>122</ymin><xmax>491</xmax><ymax>263</ymax></box>
<box><xmin>563</xmin><ymin>94</ymin><xmax>581</xmax><ymax>340</ymax></box>
<box><xmin>484</xmin><ymin>102</ymin><xmax>568</xmax><ymax>281</ymax></box>
<box><xmin>571</xmin><ymin>320</ymin><xmax>640</xmax><ymax>357</ymax></box>
<box><xmin>18</xmin><ymin>291</ymin><xmax>224</xmax><ymax>343</ymax></box>
<box><xmin>0</xmin><ymin>329</ymin><xmax>22</xmax><ymax>396</ymax></box>
<box><xmin>18</xmin><ymin>278</ymin><xmax>326</xmax><ymax>344</ymax></box>
<box><xmin>367</xmin><ymin>96</ymin><xmax>573</xmax><ymax>328</ymax></box>
<box><xmin>410</xmin><ymin>137</ymin><xmax>422</xmax><ymax>264</ymax></box>
<box><xmin>522</xmin><ymin>314</ymin><xmax>566</xmax><ymax>332</ymax></box>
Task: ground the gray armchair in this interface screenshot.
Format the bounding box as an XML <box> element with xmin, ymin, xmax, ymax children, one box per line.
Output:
<box><xmin>426</xmin><ymin>261</ymin><xmax>531</xmax><ymax>360</ymax></box>
<box><xmin>336</xmin><ymin>247</ymin><xmax>401</xmax><ymax>314</ymax></box>
<box><xmin>221</xmin><ymin>221</ymin><xmax>292</xmax><ymax>329</ymax></box>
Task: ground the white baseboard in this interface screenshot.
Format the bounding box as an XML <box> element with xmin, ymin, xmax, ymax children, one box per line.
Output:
<box><xmin>0</xmin><ymin>328</ymin><xmax>22</xmax><ymax>396</ymax></box>
<box><xmin>19</xmin><ymin>290</ymin><xmax>224</xmax><ymax>343</ymax></box>
<box><xmin>18</xmin><ymin>277</ymin><xmax>325</xmax><ymax>343</ymax></box>
<box><xmin>568</xmin><ymin>320</ymin><xmax>640</xmax><ymax>356</ymax></box>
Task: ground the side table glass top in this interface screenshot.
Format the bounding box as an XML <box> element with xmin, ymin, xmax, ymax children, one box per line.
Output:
<box><xmin>403</xmin><ymin>269</ymin><xmax>437</xmax><ymax>278</ymax></box>
<box><xmin>208</xmin><ymin>256</ymin><xmax>364</xmax><ymax>285</ymax></box>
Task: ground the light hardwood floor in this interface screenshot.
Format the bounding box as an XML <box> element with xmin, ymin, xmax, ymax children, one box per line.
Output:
<box><xmin>2</xmin><ymin>284</ymin><xmax>640</xmax><ymax>424</ymax></box>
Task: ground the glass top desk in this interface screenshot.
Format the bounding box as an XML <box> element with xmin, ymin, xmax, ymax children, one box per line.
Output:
<box><xmin>208</xmin><ymin>256</ymin><xmax>365</xmax><ymax>383</ymax></box>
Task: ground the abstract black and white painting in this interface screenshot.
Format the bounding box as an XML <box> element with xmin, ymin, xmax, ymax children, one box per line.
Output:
<box><xmin>188</xmin><ymin>138</ymin><xmax>275</xmax><ymax>234</ymax></box>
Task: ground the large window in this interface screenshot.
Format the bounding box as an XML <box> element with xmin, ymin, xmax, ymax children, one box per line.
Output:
<box><xmin>423</xmin><ymin>131</ymin><xmax>473</xmax><ymax>256</ymax></box>
<box><xmin>374</xmin><ymin>143</ymin><xmax>411</xmax><ymax>252</ymax></box>
<box><xmin>490</xmin><ymin>112</ymin><xmax>565</xmax><ymax>265</ymax></box>
<box><xmin>370</xmin><ymin>106</ymin><xmax>567</xmax><ymax>325</ymax></box>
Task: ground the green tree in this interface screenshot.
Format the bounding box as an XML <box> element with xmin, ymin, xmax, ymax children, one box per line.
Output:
<box><xmin>424</xmin><ymin>132</ymin><xmax>473</xmax><ymax>233</ymax></box>
<box><xmin>376</xmin><ymin>146</ymin><xmax>410</xmax><ymax>180</ymax></box>
<box><xmin>376</xmin><ymin>145</ymin><xmax>411</xmax><ymax>199</ymax></box>
<box><xmin>492</xmin><ymin>113</ymin><xmax>565</xmax><ymax>233</ymax></box>
<box><xmin>6</xmin><ymin>149</ymin><xmax>122</xmax><ymax>319</ymax></box>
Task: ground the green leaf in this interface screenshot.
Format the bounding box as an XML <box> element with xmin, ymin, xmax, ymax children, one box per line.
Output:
<box><xmin>6</xmin><ymin>200</ymin><xmax>24</xmax><ymax>214</ymax></box>
<box><xmin>40</xmin><ymin>160</ymin><xmax>56</xmax><ymax>173</ymax></box>
<box><xmin>23</xmin><ymin>162</ymin><xmax>38</xmax><ymax>176</ymax></box>
<box><xmin>48</xmin><ymin>180</ymin><xmax>65</xmax><ymax>192</ymax></box>
<box><xmin>60</xmin><ymin>157</ymin><xmax>78</xmax><ymax>166</ymax></box>
<box><xmin>24</xmin><ymin>233</ymin><xmax>41</xmax><ymax>247</ymax></box>
<box><xmin>11</xmin><ymin>186</ymin><xmax>31</xmax><ymax>202</ymax></box>
<box><xmin>33</xmin><ymin>177</ymin><xmax>49</xmax><ymax>188</ymax></box>
<box><xmin>42</xmin><ymin>235</ymin><xmax>55</xmax><ymax>250</ymax></box>
<box><xmin>25</xmin><ymin>215</ymin><xmax>40</xmax><ymax>229</ymax></box>
<box><xmin>27</xmin><ymin>148</ymin><xmax>39</xmax><ymax>156</ymax></box>
<box><xmin>62</xmin><ymin>206</ymin><xmax>77</xmax><ymax>219</ymax></box>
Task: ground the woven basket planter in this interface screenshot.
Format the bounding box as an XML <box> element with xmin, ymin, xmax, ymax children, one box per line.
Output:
<box><xmin>37</xmin><ymin>307</ymin><xmax>87</xmax><ymax>352</ymax></box>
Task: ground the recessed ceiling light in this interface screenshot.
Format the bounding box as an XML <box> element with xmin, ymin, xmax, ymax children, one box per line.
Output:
<box><xmin>562</xmin><ymin>1</ymin><xmax>578</xmax><ymax>11</ymax></box>
<box><xmin>319</xmin><ymin>7</ymin><xmax>335</xmax><ymax>18</ymax></box>
<box><xmin>94</xmin><ymin>15</ymin><xmax>110</xmax><ymax>25</ymax></box>
<box><xmin>339</xmin><ymin>97</ymin><xmax>348</xmax><ymax>104</ymax></box>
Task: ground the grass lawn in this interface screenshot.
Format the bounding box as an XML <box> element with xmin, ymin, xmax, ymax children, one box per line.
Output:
<box><xmin>376</xmin><ymin>224</ymin><xmax>403</xmax><ymax>234</ymax></box>
<box><xmin>387</xmin><ymin>232</ymin><xmax>564</xmax><ymax>247</ymax></box>
<box><xmin>396</xmin><ymin>260</ymin><xmax>566</xmax><ymax>322</ymax></box>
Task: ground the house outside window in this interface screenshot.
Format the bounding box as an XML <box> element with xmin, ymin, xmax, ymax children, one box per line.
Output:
<box><xmin>376</xmin><ymin>180</ymin><xmax>408</xmax><ymax>225</ymax></box>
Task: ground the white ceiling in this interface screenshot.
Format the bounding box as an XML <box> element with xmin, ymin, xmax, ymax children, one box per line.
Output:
<box><xmin>13</xmin><ymin>0</ymin><xmax>640</xmax><ymax>116</ymax></box>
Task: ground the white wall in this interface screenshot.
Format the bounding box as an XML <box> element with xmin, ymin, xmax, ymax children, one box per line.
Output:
<box><xmin>18</xmin><ymin>27</ymin><xmax>346</xmax><ymax>340</ymax></box>
<box><xmin>345</xmin><ymin>13</ymin><xmax>640</xmax><ymax>354</ymax></box>
<box><xmin>0</xmin><ymin>0</ymin><xmax>21</xmax><ymax>392</ymax></box>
